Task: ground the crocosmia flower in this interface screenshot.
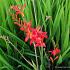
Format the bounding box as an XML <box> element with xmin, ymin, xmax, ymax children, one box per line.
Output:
<box><xmin>49</xmin><ymin>47</ymin><xmax>60</xmax><ymax>63</ymax></box>
<box><xmin>11</xmin><ymin>4</ymin><xmax>48</xmax><ymax>48</ymax></box>
<box><xmin>50</xmin><ymin>48</ymin><xmax>60</xmax><ymax>56</ymax></box>
<box><xmin>30</xmin><ymin>28</ymin><xmax>48</xmax><ymax>48</ymax></box>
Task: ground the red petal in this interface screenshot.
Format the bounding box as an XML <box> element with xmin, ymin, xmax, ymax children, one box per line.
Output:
<box><xmin>14</xmin><ymin>22</ymin><xmax>21</xmax><ymax>27</ymax></box>
<box><xmin>52</xmin><ymin>50</ymin><xmax>56</xmax><ymax>56</ymax></box>
<box><xmin>42</xmin><ymin>43</ymin><xmax>46</xmax><ymax>47</ymax></box>
<box><xmin>25</xmin><ymin>37</ymin><xmax>29</xmax><ymax>42</ymax></box>
<box><xmin>11</xmin><ymin>6</ymin><xmax>19</xmax><ymax>11</ymax></box>
<box><xmin>30</xmin><ymin>40</ymin><xmax>33</xmax><ymax>45</ymax></box>
<box><xmin>34</xmin><ymin>44</ymin><xmax>39</xmax><ymax>48</ymax></box>
<box><xmin>50</xmin><ymin>57</ymin><xmax>54</xmax><ymax>63</ymax></box>
<box><xmin>56</xmin><ymin>48</ymin><xmax>60</xmax><ymax>54</ymax></box>
<box><xmin>20</xmin><ymin>27</ymin><xmax>24</xmax><ymax>31</ymax></box>
<box><xmin>16</xmin><ymin>11</ymin><xmax>21</xmax><ymax>15</ymax></box>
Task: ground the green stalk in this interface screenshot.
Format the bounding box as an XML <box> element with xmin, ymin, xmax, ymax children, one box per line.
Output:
<box><xmin>34</xmin><ymin>44</ymin><xmax>38</xmax><ymax>70</ymax></box>
<box><xmin>40</xmin><ymin>47</ymin><xmax>43</xmax><ymax>70</ymax></box>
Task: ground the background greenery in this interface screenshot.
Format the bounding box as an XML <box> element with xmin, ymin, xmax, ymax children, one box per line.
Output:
<box><xmin>0</xmin><ymin>0</ymin><xmax>70</xmax><ymax>70</ymax></box>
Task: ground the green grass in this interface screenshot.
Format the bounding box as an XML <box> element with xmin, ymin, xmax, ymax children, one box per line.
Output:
<box><xmin>0</xmin><ymin>0</ymin><xmax>70</xmax><ymax>70</ymax></box>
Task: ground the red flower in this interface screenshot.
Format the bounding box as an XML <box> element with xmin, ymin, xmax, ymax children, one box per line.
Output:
<box><xmin>11</xmin><ymin>4</ymin><xmax>26</xmax><ymax>16</ymax></box>
<box><xmin>52</xmin><ymin>48</ymin><xmax>60</xmax><ymax>56</ymax></box>
<box><xmin>49</xmin><ymin>48</ymin><xmax>60</xmax><ymax>63</ymax></box>
<box><xmin>14</xmin><ymin>20</ymin><xmax>32</xmax><ymax>32</ymax></box>
<box><xmin>29</xmin><ymin>28</ymin><xmax>48</xmax><ymax>48</ymax></box>
<box><xmin>20</xmin><ymin>21</ymin><xmax>32</xmax><ymax>42</ymax></box>
<box><xmin>49</xmin><ymin>48</ymin><xmax>60</xmax><ymax>56</ymax></box>
<box><xmin>25</xmin><ymin>30</ymin><xmax>32</xmax><ymax>42</ymax></box>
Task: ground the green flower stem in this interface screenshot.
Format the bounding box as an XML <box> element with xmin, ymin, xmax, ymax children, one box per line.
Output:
<box><xmin>34</xmin><ymin>44</ymin><xmax>38</xmax><ymax>70</ymax></box>
<box><xmin>40</xmin><ymin>47</ymin><xmax>43</xmax><ymax>70</ymax></box>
